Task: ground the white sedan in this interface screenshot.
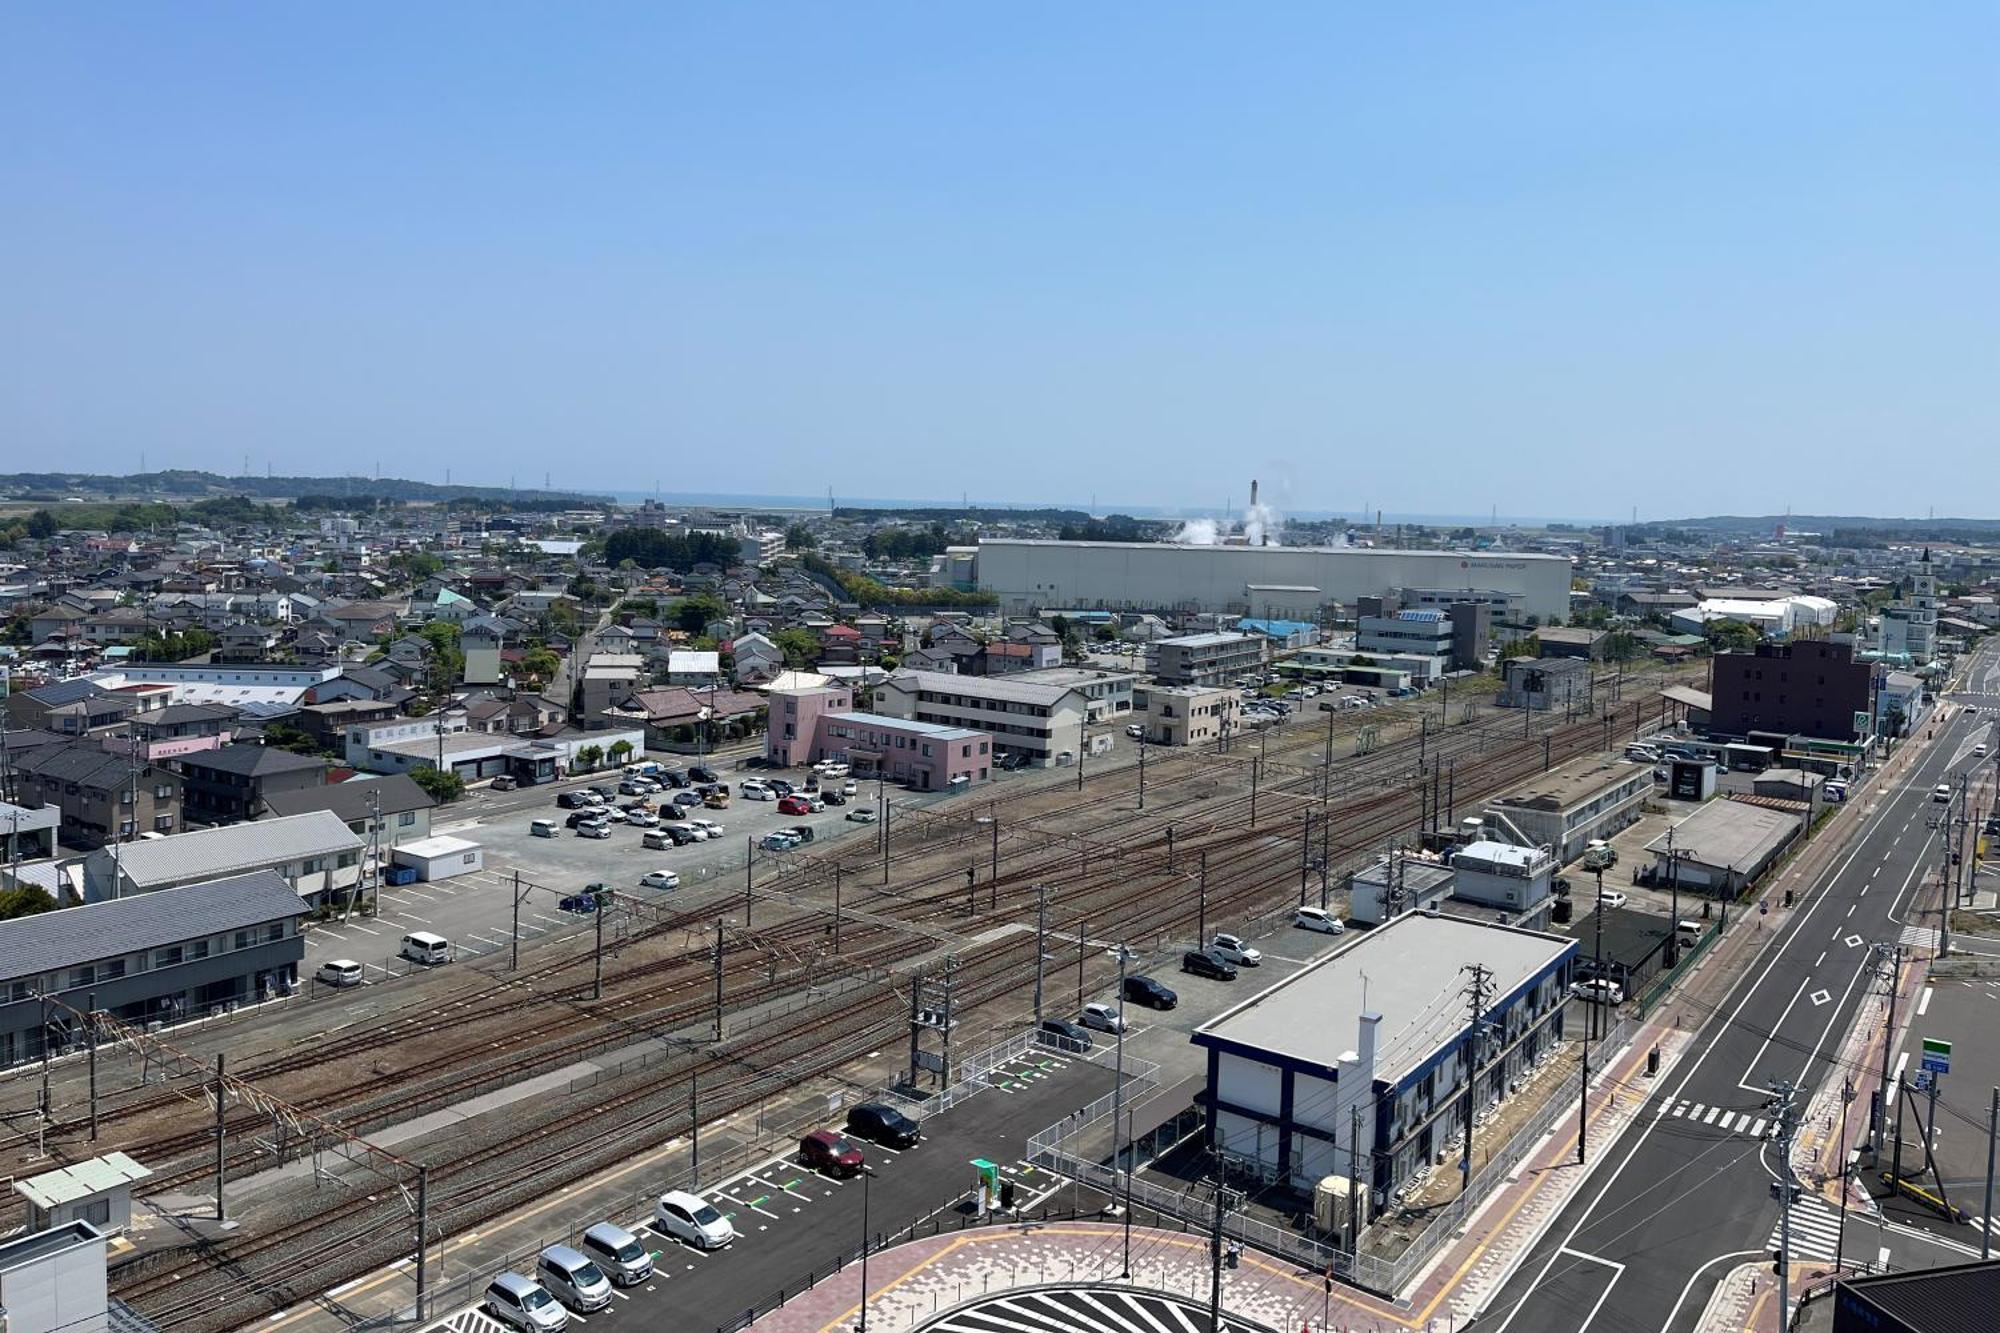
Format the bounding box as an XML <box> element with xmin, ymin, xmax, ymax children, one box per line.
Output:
<box><xmin>688</xmin><ymin>819</ymin><xmax>724</xmax><ymax>839</ymax></box>
<box><xmin>1595</xmin><ymin>890</ymin><xmax>1628</xmax><ymax>910</ymax></box>
<box><xmin>1293</xmin><ymin>907</ymin><xmax>1345</xmax><ymax>935</ymax></box>
<box><xmin>640</xmin><ymin>870</ymin><xmax>681</xmax><ymax>890</ymax></box>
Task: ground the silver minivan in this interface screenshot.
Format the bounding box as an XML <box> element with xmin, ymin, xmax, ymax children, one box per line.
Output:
<box><xmin>485</xmin><ymin>1273</ymin><xmax>568</xmax><ymax>1333</ymax></box>
<box><xmin>579</xmin><ymin>1221</ymin><xmax>653</xmax><ymax>1286</ymax></box>
<box><xmin>535</xmin><ymin>1244</ymin><xmax>613</xmax><ymax>1312</ymax></box>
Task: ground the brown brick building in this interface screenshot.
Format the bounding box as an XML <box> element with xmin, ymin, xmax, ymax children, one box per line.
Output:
<box><xmin>1709</xmin><ymin>639</ymin><xmax>1873</xmax><ymax>742</ymax></box>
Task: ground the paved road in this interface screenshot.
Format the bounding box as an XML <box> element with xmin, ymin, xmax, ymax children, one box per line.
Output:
<box><xmin>1480</xmin><ymin>643</ymin><xmax>2000</xmax><ymax>1333</ymax></box>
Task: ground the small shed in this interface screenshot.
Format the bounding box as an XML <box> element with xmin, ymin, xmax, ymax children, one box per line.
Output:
<box><xmin>389</xmin><ymin>834</ymin><xmax>484</xmax><ymax>883</ymax></box>
<box><xmin>14</xmin><ymin>1152</ymin><xmax>152</xmax><ymax>1234</ymax></box>
<box><xmin>1753</xmin><ymin>768</ymin><xmax>1822</xmax><ymax>803</ymax></box>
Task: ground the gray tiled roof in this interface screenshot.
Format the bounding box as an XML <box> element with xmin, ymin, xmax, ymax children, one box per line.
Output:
<box><xmin>178</xmin><ymin>745</ymin><xmax>328</xmax><ymax>778</ymax></box>
<box><xmin>106</xmin><ymin>810</ymin><xmax>360</xmax><ymax>888</ymax></box>
<box><xmin>0</xmin><ymin>871</ymin><xmax>304</xmax><ymax>983</ymax></box>
<box><xmin>259</xmin><ymin>774</ymin><xmax>434</xmax><ymax>822</ymax></box>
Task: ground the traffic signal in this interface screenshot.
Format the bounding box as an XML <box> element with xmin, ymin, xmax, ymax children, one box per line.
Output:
<box><xmin>1000</xmin><ymin>1180</ymin><xmax>1017</xmax><ymax>1210</ymax></box>
<box><xmin>1771</xmin><ymin>1249</ymin><xmax>1784</xmax><ymax>1276</ymax></box>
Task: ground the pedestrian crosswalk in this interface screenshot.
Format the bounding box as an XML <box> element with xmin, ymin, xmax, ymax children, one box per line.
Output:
<box><xmin>1768</xmin><ymin>1195</ymin><xmax>1845</xmax><ymax>1265</ymax></box>
<box><xmin>1654</xmin><ymin>1097</ymin><xmax>1771</xmax><ymax>1139</ymax></box>
<box><xmin>1899</xmin><ymin>924</ymin><xmax>1940</xmax><ymax>951</ymax></box>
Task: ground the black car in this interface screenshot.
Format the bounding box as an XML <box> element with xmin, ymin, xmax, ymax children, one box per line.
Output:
<box><xmin>821</xmin><ymin>790</ymin><xmax>848</xmax><ymax>806</ymax></box>
<box><xmin>845</xmin><ymin>1101</ymin><xmax>921</xmax><ymax>1148</ymax></box>
<box><xmin>557</xmin><ymin>791</ymin><xmax>594</xmax><ymax>809</ymax></box>
<box><xmin>768</xmin><ymin>779</ymin><xmax>795</xmax><ymax>797</ymax></box>
<box><xmin>1123</xmin><ymin>975</ymin><xmax>1178</xmax><ymax>1010</ymax></box>
<box><xmin>1181</xmin><ymin>949</ymin><xmax>1238</xmax><ymax>981</ymax></box>
<box><xmin>1039</xmin><ymin>1018</ymin><xmax>1094</xmax><ymax>1052</ymax></box>
<box><xmin>688</xmin><ymin>766</ymin><xmax>718</xmax><ymax>785</ymax></box>
<box><xmin>565</xmin><ymin>810</ymin><xmax>609</xmax><ymax>829</ymax></box>
<box><xmin>657</xmin><ymin>802</ymin><xmax>685</xmax><ymax>821</ymax></box>
<box><xmin>661</xmin><ymin>769</ymin><xmax>690</xmax><ymax>787</ymax></box>
<box><xmin>663</xmin><ymin>824</ymin><xmax>700</xmax><ymax>846</ymax></box>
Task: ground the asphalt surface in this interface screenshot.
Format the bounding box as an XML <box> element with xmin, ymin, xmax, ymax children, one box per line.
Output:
<box><xmin>478</xmin><ymin>1044</ymin><xmax>1117</xmax><ymax>1333</ymax></box>
<box><xmin>1480</xmin><ymin>642</ymin><xmax>2000</xmax><ymax>1333</ymax></box>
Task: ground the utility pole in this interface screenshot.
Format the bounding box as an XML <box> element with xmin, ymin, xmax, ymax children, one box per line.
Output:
<box><xmin>1110</xmin><ymin>944</ymin><xmax>1134</xmax><ymax>1277</ymax></box>
<box><xmin>832</xmin><ymin>862</ymin><xmax>842</xmax><ymax>954</ymax></box>
<box><xmin>1197</xmin><ymin>849</ymin><xmax>1209</xmax><ymax>948</ymax></box>
<box><xmin>87</xmin><ymin>992</ymin><xmax>97</xmax><ymax>1136</ymax></box>
<box><xmin>745</xmin><ymin>836</ymin><xmax>754</xmax><ymax>927</ymax></box>
<box><xmin>712</xmin><ymin>918</ymin><xmax>726</xmax><ymax>1042</ymax></box>
<box><xmin>592</xmin><ymin>887</ymin><xmax>606</xmax><ymax>999</ymax></box>
<box><xmin>213</xmin><ymin>1053</ymin><xmax>227</xmax><ymax>1221</ymax></box>
<box><xmin>1137</xmin><ymin>733</ymin><xmax>1145</xmax><ymax>810</ymax></box>
<box><xmin>415</xmin><ymin>1164</ymin><xmax>429</xmax><ymax>1321</ymax></box>
<box><xmin>1872</xmin><ymin>943</ymin><xmax>1905</xmax><ymax>1154</ymax></box>
<box><xmin>1032</xmin><ymin>884</ymin><xmax>1048</xmax><ymax>1024</ymax></box>
<box><xmin>1984</xmin><ymin>1085</ymin><xmax>1998</xmax><ymax>1261</ymax></box>
<box><xmin>1460</xmin><ymin>964</ymin><xmax>1494</xmax><ymax>1193</ymax></box>
<box><xmin>1299</xmin><ymin>811</ymin><xmax>1311</xmax><ymax>905</ymax></box>
<box><xmin>1250</xmin><ymin>757</ymin><xmax>1259</xmax><ymax>828</ymax></box>
<box><xmin>511</xmin><ymin>869</ymin><xmax>523</xmax><ymax>971</ymax></box>
<box><xmin>689</xmin><ymin>1071</ymin><xmax>701</xmax><ymax>1188</ymax></box>
<box><xmin>1771</xmin><ymin>1079</ymin><xmax>1802</xmax><ymax>1333</ymax></box>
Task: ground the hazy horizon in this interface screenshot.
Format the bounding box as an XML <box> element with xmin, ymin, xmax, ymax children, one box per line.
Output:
<box><xmin>6</xmin><ymin>5</ymin><xmax>1996</xmax><ymax>519</ymax></box>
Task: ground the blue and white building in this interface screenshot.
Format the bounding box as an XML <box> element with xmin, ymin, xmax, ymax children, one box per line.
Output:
<box><xmin>1192</xmin><ymin>913</ymin><xmax>1575</xmax><ymax>1203</ymax></box>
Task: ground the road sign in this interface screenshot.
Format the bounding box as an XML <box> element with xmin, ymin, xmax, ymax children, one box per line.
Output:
<box><xmin>1921</xmin><ymin>1037</ymin><xmax>1952</xmax><ymax>1074</ymax></box>
<box><xmin>1915</xmin><ymin>1070</ymin><xmax>1934</xmax><ymax>1093</ymax></box>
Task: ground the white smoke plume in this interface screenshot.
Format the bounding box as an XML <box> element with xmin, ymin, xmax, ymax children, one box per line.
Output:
<box><xmin>1243</xmin><ymin>501</ymin><xmax>1283</xmax><ymax>547</ymax></box>
<box><xmin>1173</xmin><ymin>518</ymin><xmax>1225</xmax><ymax>545</ymax></box>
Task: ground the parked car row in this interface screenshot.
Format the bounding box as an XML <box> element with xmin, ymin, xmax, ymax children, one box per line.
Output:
<box><xmin>482</xmin><ymin>1099</ymin><xmax>923</xmax><ymax>1331</ymax></box>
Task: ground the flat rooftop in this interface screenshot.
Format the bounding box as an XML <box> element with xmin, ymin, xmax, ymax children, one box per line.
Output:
<box><xmin>1645</xmin><ymin>798</ymin><xmax>1796</xmax><ymax>869</ymax></box>
<box><xmin>369</xmin><ymin>731</ymin><xmax>548</xmax><ymax>760</ymax></box>
<box><xmin>1157</xmin><ymin>632</ymin><xmax>1256</xmax><ymax>649</ymax></box>
<box><xmin>1194</xmin><ymin>913</ymin><xmax>1574</xmax><ymax>1086</ymax></box>
<box><xmin>1492</xmin><ymin>753</ymin><xmax>1649</xmax><ymax>813</ymax></box>
<box><xmin>830</xmin><ymin>710</ymin><xmax>984</xmax><ymax>743</ymax></box>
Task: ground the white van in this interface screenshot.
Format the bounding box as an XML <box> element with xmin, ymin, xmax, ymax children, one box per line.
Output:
<box><xmin>400</xmin><ymin>931</ymin><xmax>452</xmax><ymax>966</ymax></box>
<box><xmin>1674</xmin><ymin>919</ymin><xmax>1703</xmax><ymax>941</ymax></box>
<box><xmin>531</xmin><ymin>818</ymin><xmax>557</xmax><ymax>839</ymax></box>
<box><xmin>642</xmin><ymin>828</ymin><xmax>674</xmax><ymax>851</ymax></box>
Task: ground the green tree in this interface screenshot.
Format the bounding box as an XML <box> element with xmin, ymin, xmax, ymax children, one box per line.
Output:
<box><xmin>772</xmin><ymin>628</ymin><xmax>820</xmax><ymax>668</ymax></box>
<box><xmin>607</xmin><ymin>738</ymin><xmax>634</xmax><ymax>765</ymax></box>
<box><xmin>407</xmin><ymin>766</ymin><xmax>466</xmax><ymax>804</ymax></box>
<box><xmin>675</xmin><ymin>593</ymin><xmax>730</xmax><ymax>635</ymax></box>
<box><xmin>784</xmin><ymin>522</ymin><xmax>818</xmax><ymax>551</ymax></box>
<box><xmin>25</xmin><ymin>510</ymin><xmax>58</xmax><ymax>539</ymax></box>
<box><xmin>1705</xmin><ymin>618</ymin><xmax>1761</xmax><ymax>654</ymax></box>
<box><xmin>0</xmin><ymin>884</ymin><xmax>57</xmax><ymax>920</ymax></box>
<box><xmin>137</xmin><ymin>628</ymin><xmax>218</xmax><ymax>661</ymax></box>
<box><xmin>575</xmin><ymin>743</ymin><xmax>605</xmax><ymax>772</ymax></box>
<box><xmin>520</xmin><ymin>645</ymin><xmax>560</xmax><ymax>684</ymax></box>
<box><xmin>418</xmin><ymin>620</ymin><xmax>465</xmax><ymax>684</ymax></box>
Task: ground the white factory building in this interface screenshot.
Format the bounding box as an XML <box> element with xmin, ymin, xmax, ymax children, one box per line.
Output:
<box><xmin>971</xmin><ymin>540</ymin><xmax>1572</xmax><ymax>623</ymax></box>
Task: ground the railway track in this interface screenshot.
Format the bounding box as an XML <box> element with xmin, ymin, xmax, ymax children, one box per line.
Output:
<box><xmin>104</xmin><ymin>674</ymin><xmax>1691</xmax><ymax>1329</ymax></box>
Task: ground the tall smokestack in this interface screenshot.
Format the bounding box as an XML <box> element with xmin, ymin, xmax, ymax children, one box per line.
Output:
<box><xmin>1251</xmin><ymin>478</ymin><xmax>1267</xmax><ymax>546</ymax></box>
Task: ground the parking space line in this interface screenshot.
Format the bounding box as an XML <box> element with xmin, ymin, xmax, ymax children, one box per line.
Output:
<box><xmin>749</xmin><ymin>1171</ymin><xmax>813</xmax><ymax>1200</ymax></box>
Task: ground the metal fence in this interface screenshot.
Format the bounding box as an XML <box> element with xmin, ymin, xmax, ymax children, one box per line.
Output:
<box><xmin>375</xmin><ymin>1026</ymin><xmax>1079</xmax><ymax>1332</ymax></box>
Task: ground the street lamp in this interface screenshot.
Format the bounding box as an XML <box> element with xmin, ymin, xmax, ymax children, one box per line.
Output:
<box><xmin>1110</xmin><ymin>943</ymin><xmax>1136</xmax><ymax>1277</ymax></box>
<box><xmin>856</xmin><ymin>1163</ymin><xmax>876</xmax><ymax>1332</ymax></box>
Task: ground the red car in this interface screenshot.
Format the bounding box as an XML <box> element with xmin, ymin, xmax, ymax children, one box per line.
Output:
<box><xmin>800</xmin><ymin>1129</ymin><xmax>865</xmax><ymax>1177</ymax></box>
<box><xmin>777</xmin><ymin>795</ymin><xmax>812</xmax><ymax>816</ymax></box>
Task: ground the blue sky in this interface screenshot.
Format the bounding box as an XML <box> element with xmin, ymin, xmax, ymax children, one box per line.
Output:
<box><xmin>4</xmin><ymin>4</ymin><xmax>1995</xmax><ymax>520</ymax></box>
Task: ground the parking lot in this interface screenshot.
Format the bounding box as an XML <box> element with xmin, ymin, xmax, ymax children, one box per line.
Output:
<box><xmin>424</xmin><ymin>1038</ymin><xmax>1120</xmax><ymax>1333</ymax></box>
<box><xmin>303</xmin><ymin>766</ymin><xmax>954</xmax><ymax>984</ymax></box>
